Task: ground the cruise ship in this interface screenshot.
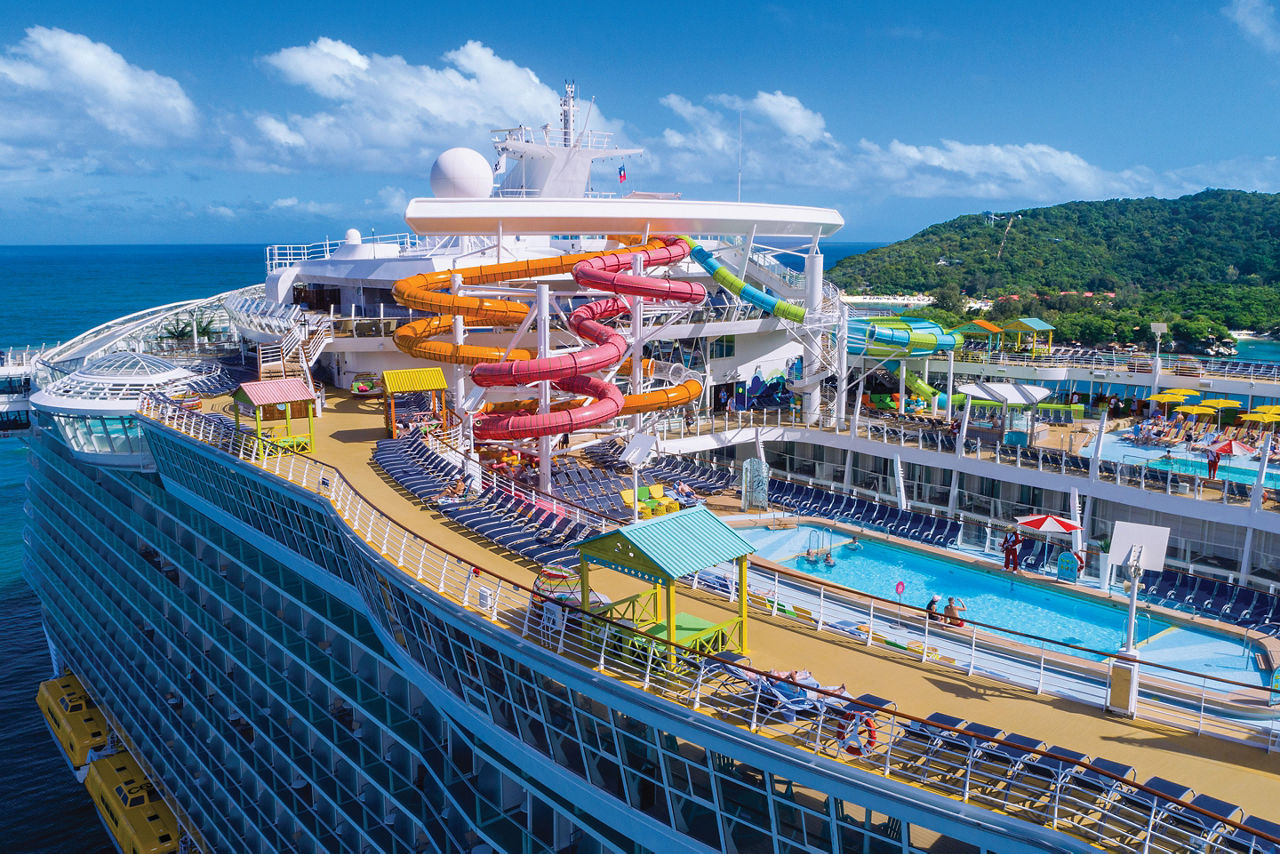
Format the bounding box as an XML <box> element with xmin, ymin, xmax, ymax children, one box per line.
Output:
<box><xmin>22</xmin><ymin>85</ymin><xmax>1280</xmax><ymax>853</ymax></box>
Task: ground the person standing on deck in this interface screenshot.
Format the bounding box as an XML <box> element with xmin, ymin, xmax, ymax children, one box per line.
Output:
<box><xmin>1206</xmin><ymin>447</ymin><xmax>1221</xmax><ymax>479</ymax></box>
<box><xmin>1001</xmin><ymin>528</ymin><xmax>1023</xmax><ymax>572</ymax></box>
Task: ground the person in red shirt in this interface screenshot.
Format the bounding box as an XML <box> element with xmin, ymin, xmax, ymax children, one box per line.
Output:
<box><xmin>1001</xmin><ymin>529</ymin><xmax>1023</xmax><ymax>572</ymax></box>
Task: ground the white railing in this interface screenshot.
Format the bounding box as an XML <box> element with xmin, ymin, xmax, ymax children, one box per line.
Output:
<box><xmin>134</xmin><ymin>395</ymin><xmax>1278</xmax><ymax>854</ymax></box>
<box><xmin>224</xmin><ymin>295</ymin><xmax>299</xmax><ymax>339</ymax></box>
<box><xmin>301</xmin><ymin>316</ymin><xmax>333</xmax><ymax>366</ymax></box>
<box><xmin>264</xmin><ymin>233</ymin><xmax>434</xmax><ymax>272</ymax></box>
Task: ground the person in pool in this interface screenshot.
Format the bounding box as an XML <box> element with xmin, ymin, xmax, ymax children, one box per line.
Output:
<box><xmin>823</xmin><ymin>551</ymin><xmax>835</xmax><ymax>566</ymax></box>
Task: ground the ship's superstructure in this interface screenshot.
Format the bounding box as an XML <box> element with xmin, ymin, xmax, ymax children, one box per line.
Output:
<box><xmin>22</xmin><ymin>86</ymin><xmax>1280</xmax><ymax>853</ymax></box>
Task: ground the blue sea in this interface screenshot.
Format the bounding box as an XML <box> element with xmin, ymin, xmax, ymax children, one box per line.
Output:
<box><xmin>1235</xmin><ymin>336</ymin><xmax>1280</xmax><ymax>363</ymax></box>
<box><xmin>0</xmin><ymin>245</ymin><xmax>264</xmax><ymax>853</ymax></box>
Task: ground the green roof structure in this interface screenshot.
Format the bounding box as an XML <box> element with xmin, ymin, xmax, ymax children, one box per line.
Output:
<box><xmin>574</xmin><ymin>506</ymin><xmax>755</xmax><ymax>584</ymax></box>
<box><xmin>573</xmin><ymin>507</ymin><xmax>756</xmax><ymax>660</ymax></box>
<box><xmin>1003</xmin><ymin>317</ymin><xmax>1055</xmax><ymax>333</ymax></box>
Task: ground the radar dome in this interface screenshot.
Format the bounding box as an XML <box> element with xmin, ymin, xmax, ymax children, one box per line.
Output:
<box><xmin>430</xmin><ymin>148</ymin><xmax>493</xmax><ymax>199</ymax></box>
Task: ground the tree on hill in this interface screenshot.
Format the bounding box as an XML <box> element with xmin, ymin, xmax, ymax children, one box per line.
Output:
<box><xmin>829</xmin><ymin>189</ymin><xmax>1280</xmax><ymax>347</ymax></box>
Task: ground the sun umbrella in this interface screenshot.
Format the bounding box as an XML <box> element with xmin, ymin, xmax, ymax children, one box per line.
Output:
<box><xmin>1200</xmin><ymin>399</ymin><xmax>1243</xmax><ymax>409</ymax></box>
<box><xmin>1213</xmin><ymin>439</ymin><xmax>1257</xmax><ymax>456</ymax></box>
<box><xmin>1163</xmin><ymin>388</ymin><xmax>1200</xmax><ymax>398</ymax></box>
<box><xmin>1240</xmin><ymin>412</ymin><xmax>1280</xmax><ymax>431</ymax></box>
<box><xmin>1173</xmin><ymin>405</ymin><xmax>1215</xmax><ymax>416</ymax></box>
<box><xmin>1252</xmin><ymin>404</ymin><xmax>1280</xmax><ymax>415</ymax></box>
<box><xmin>1015</xmin><ymin>513</ymin><xmax>1083</xmax><ymax>534</ymax></box>
<box><xmin>1145</xmin><ymin>392</ymin><xmax>1185</xmax><ymax>416</ymax></box>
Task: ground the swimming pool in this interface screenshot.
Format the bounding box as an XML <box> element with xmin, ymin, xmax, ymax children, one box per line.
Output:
<box><xmin>1094</xmin><ymin>429</ymin><xmax>1280</xmax><ymax>487</ymax></box>
<box><xmin>1144</xmin><ymin>455</ymin><xmax>1280</xmax><ymax>488</ymax></box>
<box><xmin>739</xmin><ymin>524</ymin><xmax>1265</xmax><ymax>686</ymax></box>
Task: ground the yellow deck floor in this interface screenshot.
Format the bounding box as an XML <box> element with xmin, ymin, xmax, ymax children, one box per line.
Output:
<box><xmin>237</xmin><ymin>390</ymin><xmax>1280</xmax><ymax>820</ymax></box>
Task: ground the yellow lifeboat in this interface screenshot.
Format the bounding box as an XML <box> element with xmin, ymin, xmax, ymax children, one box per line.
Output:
<box><xmin>36</xmin><ymin>674</ymin><xmax>109</xmax><ymax>769</ymax></box>
<box><xmin>84</xmin><ymin>752</ymin><xmax>180</xmax><ymax>854</ymax></box>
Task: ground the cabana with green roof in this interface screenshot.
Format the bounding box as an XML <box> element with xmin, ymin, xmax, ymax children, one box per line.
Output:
<box><xmin>573</xmin><ymin>506</ymin><xmax>755</xmax><ymax>662</ymax></box>
<box><xmin>952</xmin><ymin>319</ymin><xmax>1004</xmax><ymax>353</ymax></box>
<box><xmin>1002</xmin><ymin>317</ymin><xmax>1055</xmax><ymax>354</ymax></box>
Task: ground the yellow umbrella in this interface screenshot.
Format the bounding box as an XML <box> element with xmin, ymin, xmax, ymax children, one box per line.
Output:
<box><xmin>1252</xmin><ymin>404</ymin><xmax>1280</xmax><ymax>415</ymax></box>
<box><xmin>1240</xmin><ymin>412</ymin><xmax>1280</xmax><ymax>425</ymax></box>
<box><xmin>1173</xmin><ymin>405</ymin><xmax>1215</xmax><ymax>416</ymax></box>
<box><xmin>1164</xmin><ymin>388</ymin><xmax>1200</xmax><ymax>398</ymax></box>
<box><xmin>1199</xmin><ymin>398</ymin><xmax>1244</xmax><ymax>427</ymax></box>
<box><xmin>1145</xmin><ymin>392</ymin><xmax>1185</xmax><ymax>415</ymax></box>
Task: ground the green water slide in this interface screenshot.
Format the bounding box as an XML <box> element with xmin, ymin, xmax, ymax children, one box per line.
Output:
<box><xmin>679</xmin><ymin>236</ymin><xmax>807</xmax><ymax>323</ymax></box>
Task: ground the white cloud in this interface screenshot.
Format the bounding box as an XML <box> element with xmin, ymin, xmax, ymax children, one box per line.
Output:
<box><xmin>654</xmin><ymin>89</ymin><xmax>1204</xmax><ymax>204</ymax></box>
<box><xmin>1224</xmin><ymin>0</ymin><xmax>1280</xmax><ymax>53</ymax></box>
<box><xmin>248</xmin><ymin>38</ymin><xmax>579</xmax><ymax>172</ymax></box>
<box><xmin>0</xmin><ymin>26</ymin><xmax>197</xmax><ymax>144</ymax></box>
<box><xmin>255</xmin><ymin>115</ymin><xmax>305</xmax><ymax>148</ymax></box>
<box><xmin>712</xmin><ymin>91</ymin><xmax>830</xmax><ymax>144</ymax></box>
<box><xmin>206</xmin><ymin>204</ymin><xmax>235</xmax><ymax>219</ymax></box>
<box><xmin>376</xmin><ymin>185</ymin><xmax>408</xmax><ymax>214</ymax></box>
<box><xmin>270</xmin><ymin>196</ymin><xmax>340</xmax><ymax>215</ymax></box>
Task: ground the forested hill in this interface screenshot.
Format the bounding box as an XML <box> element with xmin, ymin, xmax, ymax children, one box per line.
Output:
<box><xmin>828</xmin><ymin>189</ymin><xmax>1280</xmax><ymax>341</ymax></box>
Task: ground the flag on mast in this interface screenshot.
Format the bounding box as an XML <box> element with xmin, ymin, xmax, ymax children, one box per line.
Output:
<box><xmin>618</xmin><ymin>165</ymin><xmax>627</xmax><ymax>183</ymax></box>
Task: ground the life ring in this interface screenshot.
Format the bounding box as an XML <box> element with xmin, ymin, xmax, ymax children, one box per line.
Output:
<box><xmin>838</xmin><ymin>711</ymin><xmax>878</xmax><ymax>757</ymax></box>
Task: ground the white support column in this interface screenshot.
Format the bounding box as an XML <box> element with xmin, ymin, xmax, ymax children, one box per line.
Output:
<box><xmin>1069</xmin><ymin>487</ymin><xmax>1083</xmax><ymax>554</ymax></box>
<box><xmin>1242</xmin><ymin>433</ymin><xmax>1273</xmax><ymax>583</ymax></box>
<box><xmin>630</xmin><ymin>254</ymin><xmax>644</xmax><ymax>434</ymax></box>
<box><xmin>851</xmin><ymin>379</ymin><xmax>864</xmax><ymax>439</ymax></box>
<box><xmin>1089</xmin><ymin>412</ymin><xmax>1108</xmax><ymax>481</ymax></box>
<box><xmin>947</xmin><ymin>469</ymin><xmax>960</xmax><ymax>515</ymax></box>
<box><xmin>802</xmin><ymin>249</ymin><xmax>823</xmax><ymax>425</ymax></box>
<box><xmin>1250</xmin><ymin>432</ymin><xmax>1273</xmax><ymax>513</ymax></box>
<box><xmin>955</xmin><ymin>397</ymin><xmax>973</xmax><ymax>458</ymax></box>
<box><xmin>897</xmin><ymin>364</ymin><xmax>906</xmax><ymax>414</ymax></box>
<box><xmin>737</xmin><ymin>225</ymin><xmax>756</xmax><ymax>279</ymax></box>
<box><xmin>450</xmin><ymin>272</ymin><xmax>468</xmax><ymax>446</ymax></box>
<box><xmin>945</xmin><ymin>349</ymin><xmax>955</xmax><ymax>421</ymax></box>
<box><xmin>835</xmin><ymin>302</ymin><xmax>849</xmax><ymax>426</ymax></box>
<box><xmin>537</xmin><ymin>283</ymin><xmax>551</xmax><ymax>493</ymax></box>
<box><xmin>892</xmin><ymin>453</ymin><xmax>908</xmax><ymax>509</ymax></box>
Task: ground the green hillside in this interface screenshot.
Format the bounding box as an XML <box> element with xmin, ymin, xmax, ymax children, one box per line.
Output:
<box><xmin>828</xmin><ymin>189</ymin><xmax>1280</xmax><ymax>348</ymax></box>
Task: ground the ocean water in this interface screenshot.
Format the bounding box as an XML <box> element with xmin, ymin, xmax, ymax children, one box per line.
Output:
<box><xmin>0</xmin><ymin>245</ymin><xmax>263</xmax><ymax>853</ymax></box>
<box><xmin>775</xmin><ymin>241</ymin><xmax>883</xmax><ymax>272</ymax></box>
<box><xmin>1235</xmin><ymin>336</ymin><xmax>1280</xmax><ymax>363</ymax></box>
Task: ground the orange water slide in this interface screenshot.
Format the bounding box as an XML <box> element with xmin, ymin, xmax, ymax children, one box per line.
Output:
<box><xmin>389</xmin><ymin>238</ymin><xmax>704</xmax><ymax>434</ymax></box>
<box><xmin>391</xmin><ymin>242</ymin><xmax>670</xmax><ymax>365</ymax></box>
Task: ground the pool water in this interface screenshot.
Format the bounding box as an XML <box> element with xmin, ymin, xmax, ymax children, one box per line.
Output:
<box><xmin>739</xmin><ymin>524</ymin><xmax>1264</xmax><ymax>686</ymax></box>
<box><xmin>1095</xmin><ymin>429</ymin><xmax>1280</xmax><ymax>487</ymax></box>
<box><xmin>1145</xmin><ymin>455</ymin><xmax>1280</xmax><ymax>488</ymax></box>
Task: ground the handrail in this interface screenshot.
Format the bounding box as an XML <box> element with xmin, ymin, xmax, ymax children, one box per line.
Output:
<box><xmin>134</xmin><ymin>395</ymin><xmax>1279</xmax><ymax>852</ymax></box>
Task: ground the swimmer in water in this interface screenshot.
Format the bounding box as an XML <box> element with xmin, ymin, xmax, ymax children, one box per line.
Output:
<box><xmin>824</xmin><ymin>551</ymin><xmax>835</xmax><ymax>566</ymax></box>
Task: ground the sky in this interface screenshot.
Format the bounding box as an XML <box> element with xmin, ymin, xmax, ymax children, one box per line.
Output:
<box><xmin>4</xmin><ymin>1</ymin><xmax>1280</xmax><ymax>244</ymax></box>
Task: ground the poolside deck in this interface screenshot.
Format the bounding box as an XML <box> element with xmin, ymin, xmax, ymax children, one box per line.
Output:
<box><xmin>209</xmin><ymin>390</ymin><xmax>1280</xmax><ymax>821</ymax></box>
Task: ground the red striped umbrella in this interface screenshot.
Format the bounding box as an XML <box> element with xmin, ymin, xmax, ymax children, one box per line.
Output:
<box><xmin>1213</xmin><ymin>440</ymin><xmax>1256</xmax><ymax>457</ymax></box>
<box><xmin>1015</xmin><ymin>513</ymin><xmax>1083</xmax><ymax>534</ymax></box>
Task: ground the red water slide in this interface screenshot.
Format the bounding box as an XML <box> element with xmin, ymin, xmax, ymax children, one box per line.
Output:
<box><xmin>470</xmin><ymin>236</ymin><xmax>704</xmax><ymax>441</ymax></box>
